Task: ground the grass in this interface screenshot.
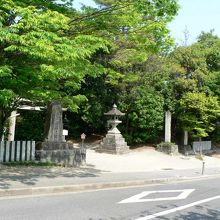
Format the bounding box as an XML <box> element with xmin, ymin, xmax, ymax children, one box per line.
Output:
<box><xmin>2</xmin><ymin>161</ymin><xmax>61</xmax><ymax>167</ymax></box>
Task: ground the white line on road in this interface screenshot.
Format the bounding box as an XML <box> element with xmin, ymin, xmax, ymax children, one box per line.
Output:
<box><xmin>135</xmin><ymin>194</ymin><xmax>220</xmax><ymax>220</ymax></box>
<box><xmin>119</xmin><ymin>189</ymin><xmax>195</xmax><ymax>203</ymax></box>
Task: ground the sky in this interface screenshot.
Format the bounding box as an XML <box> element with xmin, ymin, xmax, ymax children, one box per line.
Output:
<box><xmin>73</xmin><ymin>0</ymin><xmax>220</xmax><ymax>45</ymax></box>
<box><xmin>168</xmin><ymin>0</ymin><xmax>220</xmax><ymax>45</ymax></box>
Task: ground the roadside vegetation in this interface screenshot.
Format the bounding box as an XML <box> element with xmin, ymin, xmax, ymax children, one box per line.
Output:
<box><xmin>0</xmin><ymin>0</ymin><xmax>220</xmax><ymax>146</ymax></box>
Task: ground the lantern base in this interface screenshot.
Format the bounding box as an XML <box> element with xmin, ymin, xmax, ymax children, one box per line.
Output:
<box><xmin>97</xmin><ymin>133</ymin><xmax>129</xmax><ymax>154</ymax></box>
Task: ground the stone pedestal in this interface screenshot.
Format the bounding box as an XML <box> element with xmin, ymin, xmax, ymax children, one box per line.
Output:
<box><xmin>97</xmin><ymin>104</ymin><xmax>129</xmax><ymax>154</ymax></box>
<box><xmin>99</xmin><ymin>133</ymin><xmax>129</xmax><ymax>154</ymax></box>
<box><xmin>36</xmin><ymin>142</ymin><xmax>85</xmax><ymax>166</ymax></box>
<box><xmin>157</xmin><ymin>142</ymin><xmax>179</xmax><ymax>155</ymax></box>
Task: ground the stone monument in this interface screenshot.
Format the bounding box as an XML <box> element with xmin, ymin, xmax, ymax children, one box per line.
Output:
<box><xmin>37</xmin><ymin>101</ymin><xmax>85</xmax><ymax>166</ymax></box>
<box><xmin>44</xmin><ymin>101</ymin><xmax>63</xmax><ymax>142</ymax></box>
<box><xmin>99</xmin><ymin>104</ymin><xmax>129</xmax><ymax>154</ymax></box>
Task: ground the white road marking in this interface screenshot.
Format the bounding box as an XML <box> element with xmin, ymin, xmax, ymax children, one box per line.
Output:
<box><xmin>119</xmin><ymin>189</ymin><xmax>195</xmax><ymax>203</ymax></box>
<box><xmin>135</xmin><ymin>194</ymin><xmax>220</xmax><ymax>220</ymax></box>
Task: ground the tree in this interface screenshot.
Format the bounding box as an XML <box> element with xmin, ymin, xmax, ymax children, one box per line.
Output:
<box><xmin>179</xmin><ymin>92</ymin><xmax>220</xmax><ymax>139</ymax></box>
<box><xmin>120</xmin><ymin>86</ymin><xmax>164</xmax><ymax>144</ymax></box>
<box><xmin>68</xmin><ymin>0</ymin><xmax>179</xmax><ymax>143</ymax></box>
<box><xmin>166</xmin><ymin>30</ymin><xmax>220</xmax><ymax>144</ymax></box>
<box><xmin>198</xmin><ymin>31</ymin><xmax>220</xmax><ymax>97</ymax></box>
<box><xmin>0</xmin><ymin>0</ymin><xmax>180</xmax><ymax>142</ymax></box>
<box><xmin>68</xmin><ymin>0</ymin><xmax>179</xmax><ymax>89</ymax></box>
<box><xmin>169</xmin><ymin>31</ymin><xmax>220</xmax><ymax>142</ymax></box>
<box><xmin>0</xmin><ymin>0</ymin><xmax>108</xmax><ymax>137</ymax></box>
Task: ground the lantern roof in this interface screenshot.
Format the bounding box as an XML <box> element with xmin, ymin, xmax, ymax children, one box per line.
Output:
<box><xmin>104</xmin><ymin>104</ymin><xmax>125</xmax><ymax>116</ymax></box>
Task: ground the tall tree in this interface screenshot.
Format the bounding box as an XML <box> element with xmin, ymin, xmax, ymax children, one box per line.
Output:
<box><xmin>169</xmin><ymin>30</ymin><xmax>220</xmax><ymax>142</ymax></box>
<box><xmin>179</xmin><ymin>92</ymin><xmax>220</xmax><ymax>139</ymax></box>
<box><xmin>68</xmin><ymin>0</ymin><xmax>179</xmax><ymax>143</ymax></box>
<box><xmin>0</xmin><ymin>0</ymin><xmax>108</xmax><ymax>137</ymax></box>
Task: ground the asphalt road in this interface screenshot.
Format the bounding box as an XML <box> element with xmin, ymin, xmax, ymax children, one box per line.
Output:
<box><xmin>0</xmin><ymin>177</ymin><xmax>220</xmax><ymax>220</ymax></box>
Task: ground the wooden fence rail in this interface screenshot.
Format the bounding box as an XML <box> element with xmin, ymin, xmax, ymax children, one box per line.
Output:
<box><xmin>0</xmin><ymin>141</ymin><xmax>35</xmax><ymax>163</ymax></box>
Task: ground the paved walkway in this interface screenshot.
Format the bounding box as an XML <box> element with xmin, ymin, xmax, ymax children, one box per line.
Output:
<box><xmin>1</xmin><ymin>147</ymin><xmax>220</xmax><ymax>197</ymax></box>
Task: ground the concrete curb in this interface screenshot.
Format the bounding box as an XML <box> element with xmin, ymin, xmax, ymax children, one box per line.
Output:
<box><xmin>1</xmin><ymin>174</ymin><xmax>220</xmax><ymax>198</ymax></box>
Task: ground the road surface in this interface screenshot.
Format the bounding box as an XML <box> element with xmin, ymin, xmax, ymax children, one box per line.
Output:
<box><xmin>0</xmin><ymin>177</ymin><xmax>220</xmax><ymax>219</ymax></box>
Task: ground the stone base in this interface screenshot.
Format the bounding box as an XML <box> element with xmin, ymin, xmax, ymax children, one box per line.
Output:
<box><xmin>36</xmin><ymin>142</ymin><xmax>86</xmax><ymax>166</ymax></box>
<box><xmin>97</xmin><ymin>133</ymin><xmax>129</xmax><ymax>154</ymax></box>
<box><xmin>178</xmin><ymin>145</ymin><xmax>192</xmax><ymax>155</ymax></box>
<box><xmin>157</xmin><ymin>143</ymin><xmax>179</xmax><ymax>155</ymax></box>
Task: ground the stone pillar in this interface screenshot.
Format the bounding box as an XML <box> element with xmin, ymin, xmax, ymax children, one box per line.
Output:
<box><xmin>184</xmin><ymin>130</ymin><xmax>188</xmax><ymax>145</ymax></box>
<box><xmin>8</xmin><ymin>111</ymin><xmax>18</xmax><ymax>141</ymax></box>
<box><xmin>165</xmin><ymin>110</ymin><xmax>171</xmax><ymax>142</ymax></box>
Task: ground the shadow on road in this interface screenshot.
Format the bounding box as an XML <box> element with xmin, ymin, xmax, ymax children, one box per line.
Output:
<box><xmin>0</xmin><ymin>164</ymin><xmax>104</xmax><ymax>189</ymax></box>
<box><xmin>150</xmin><ymin>205</ymin><xmax>220</xmax><ymax>220</ymax></box>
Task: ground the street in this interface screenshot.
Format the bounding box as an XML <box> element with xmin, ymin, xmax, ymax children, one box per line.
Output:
<box><xmin>0</xmin><ymin>177</ymin><xmax>220</xmax><ymax>220</ymax></box>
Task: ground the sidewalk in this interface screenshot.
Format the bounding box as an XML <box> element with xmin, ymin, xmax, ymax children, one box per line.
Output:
<box><xmin>1</xmin><ymin>147</ymin><xmax>220</xmax><ymax>197</ymax></box>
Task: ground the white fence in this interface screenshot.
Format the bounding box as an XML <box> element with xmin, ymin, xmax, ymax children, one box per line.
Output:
<box><xmin>0</xmin><ymin>141</ymin><xmax>35</xmax><ymax>163</ymax></box>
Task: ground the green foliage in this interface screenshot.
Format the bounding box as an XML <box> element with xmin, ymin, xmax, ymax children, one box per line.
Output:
<box><xmin>0</xmin><ymin>0</ymin><xmax>108</xmax><ymax>136</ymax></box>
<box><xmin>169</xmin><ymin>45</ymin><xmax>208</xmax><ymax>95</ymax></box>
<box><xmin>169</xmin><ymin>31</ymin><xmax>220</xmax><ymax>142</ymax></box>
<box><xmin>65</xmin><ymin>0</ymin><xmax>179</xmax><ymax>143</ymax></box>
<box><xmin>3</xmin><ymin>1</ymin><xmax>220</xmax><ymax>147</ymax></box>
<box><xmin>120</xmin><ymin>87</ymin><xmax>164</xmax><ymax>144</ymax></box>
<box><xmin>73</xmin><ymin>0</ymin><xmax>179</xmax><ymax>83</ymax></box>
<box><xmin>15</xmin><ymin>110</ymin><xmax>45</xmax><ymax>141</ymax></box>
<box><xmin>209</xmin><ymin>123</ymin><xmax>220</xmax><ymax>143</ymax></box>
<box><xmin>179</xmin><ymin>92</ymin><xmax>220</xmax><ymax>138</ymax></box>
<box><xmin>62</xmin><ymin>72</ymin><xmax>119</xmax><ymax>137</ymax></box>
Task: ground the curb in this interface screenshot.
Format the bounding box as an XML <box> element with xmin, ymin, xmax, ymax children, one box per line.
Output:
<box><xmin>1</xmin><ymin>174</ymin><xmax>220</xmax><ymax>198</ymax></box>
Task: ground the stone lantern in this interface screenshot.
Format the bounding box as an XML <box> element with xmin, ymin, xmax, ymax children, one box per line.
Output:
<box><xmin>105</xmin><ymin>104</ymin><xmax>124</xmax><ymax>134</ymax></box>
<box><xmin>99</xmin><ymin>104</ymin><xmax>129</xmax><ymax>154</ymax></box>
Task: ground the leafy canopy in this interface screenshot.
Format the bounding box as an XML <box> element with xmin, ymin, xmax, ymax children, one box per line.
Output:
<box><xmin>179</xmin><ymin>92</ymin><xmax>220</xmax><ymax>138</ymax></box>
<box><xmin>0</xmin><ymin>0</ymin><xmax>108</xmax><ymax>111</ymax></box>
<box><xmin>0</xmin><ymin>0</ymin><xmax>109</xmax><ymax>136</ymax></box>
